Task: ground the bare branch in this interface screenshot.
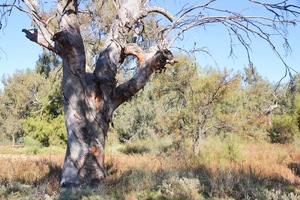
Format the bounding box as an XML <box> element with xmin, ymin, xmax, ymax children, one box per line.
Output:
<box><xmin>0</xmin><ymin>1</ymin><xmax>29</xmax><ymax>30</ymax></box>
<box><xmin>0</xmin><ymin>0</ymin><xmax>59</xmax><ymax>54</ymax></box>
<box><xmin>250</xmin><ymin>0</ymin><xmax>300</xmax><ymax>17</ymax></box>
<box><xmin>146</xmin><ymin>6</ymin><xmax>174</xmax><ymax>22</ymax></box>
<box><xmin>163</xmin><ymin>0</ymin><xmax>299</xmax><ymax>80</ymax></box>
<box><xmin>21</xmin><ymin>0</ymin><xmax>58</xmax><ymax>53</ymax></box>
<box><xmin>163</xmin><ymin>0</ymin><xmax>216</xmax><ymax>38</ymax></box>
<box><xmin>0</xmin><ymin>3</ymin><xmax>30</xmax><ymax>15</ymax></box>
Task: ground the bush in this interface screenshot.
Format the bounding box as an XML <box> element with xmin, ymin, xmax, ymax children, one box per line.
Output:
<box><xmin>120</xmin><ymin>143</ymin><xmax>150</xmax><ymax>154</ymax></box>
<box><xmin>21</xmin><ymin>114</ymin><xmax>67</xmax><ymax>147</ymax></box>
<box><xmin>198</xmin><ymin>133</ymin><xmax>245</xmax><ymax>165</ymax></box>
<box><xmin>160</xmin><ymin>177</ymin><xmax>204</xmax><ymax>200</ymax></box>
<box><xmin>23</xmin><ymin>136</ymin><xmax>41</xmax><ymax>154</ymax></box>
<box><xmin>118</xmin><ymin>136</ymin><xmax>174</xmax><ymax>155</ymax></box>
<box><xmin>268</xmin><ymin>114</ymin><xmax>300</xmax><ymax>144</ymax></box>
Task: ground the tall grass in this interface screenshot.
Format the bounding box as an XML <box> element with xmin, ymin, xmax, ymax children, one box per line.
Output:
<box><xmin>0</xmin><ymin>135</ymin><xmax>300</xmax><ymax>199</ymax></box>
<box><xmin>0</xmin><ymin>154</ymin><xmax>63</xmax><ymax>199</ymax></box>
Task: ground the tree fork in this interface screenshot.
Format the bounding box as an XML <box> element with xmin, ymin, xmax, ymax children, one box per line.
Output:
<box><xmin>56</xmin><ymin>0</ymin><xmax>175</xmax><ymax>189</ymax></box>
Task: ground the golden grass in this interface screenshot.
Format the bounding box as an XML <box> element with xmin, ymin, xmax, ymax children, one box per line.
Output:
<box><xmin>0</xmin><ymin>154</ymin><xmax>64</xmax><ymax>196</ymax></box>
<box><xmin>0</xmin><ymin>140</ymin><xmax>299</xmax><ymax>199</ymax></box>
<box><xmin>240</xmin><ymin>142</ymin><xmax>300</xmax><ymax>185</ymax></box>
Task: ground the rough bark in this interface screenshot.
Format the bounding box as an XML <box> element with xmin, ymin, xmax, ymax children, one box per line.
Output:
<box><xmin>22</xmin><ymin>0</ymin><xmax>175</xmax><ymax>189</ymax></box>
<box><xmin>50</xmin><ymin>0</ymin><xmax>110</xmax><ymax>188</ymax></box>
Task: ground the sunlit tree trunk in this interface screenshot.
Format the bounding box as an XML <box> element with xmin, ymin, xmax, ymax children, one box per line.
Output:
<box><xmin>49</xmin><ymin>0</ymin><xmax>174</xmax><ymax>189</ymax></box>
<box><xmin>59</xmin><ymin>59</ymin><xmax>108</xmax><ymax>188</ymax></box>
<box><xmin>51</xmin><ymin>0</ymin><xmax>109</xmax><ymax>188</ymax></box>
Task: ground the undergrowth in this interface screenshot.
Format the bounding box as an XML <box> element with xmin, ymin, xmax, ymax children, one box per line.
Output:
<box><xmin>0</xmin><ymin>135</ymin><xmax>300</xmax><ymax>199</ymax></box>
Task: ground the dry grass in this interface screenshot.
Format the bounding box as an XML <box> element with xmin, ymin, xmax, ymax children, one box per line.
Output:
<box><xmin>242</xmin><ymin>143</ymin><xmax>300</xmax><ymax>185</ymax></box>
<box><xmin>0</xmin><ymin>154</ymin><xmax>63</xmax><ymax>198</ymax></box>
<box><xmin>0</xmin><ymin>140</ymin><xmax>299</xmax><ymax>199</ymax></box>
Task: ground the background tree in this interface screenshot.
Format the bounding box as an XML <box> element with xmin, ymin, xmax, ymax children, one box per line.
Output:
<box><xmin>0</xmin><ymin>70</ymin><xmax>45</xmax><ymax>145</ymax></box>
<box><xmin>1</xmin><ymin>0</ymin><xmax>299</xmax><ymax>190</ymax></box>
<box><xmin>0</xmin><ymin>66</ymin><xmax>65</xmax><ymax>147</ymax></box>
<box><xmin>240</xmin><ymin>65</ymin><xmax>275</xmax><ymax>138</ymax></box>
<box><xmin>268</xmin><ymin>74</ymin><xmax>300</xmax><ymax>143</ymax></box>
<box><xmin>154</xmin><ymin>56</ymin><xmax>241</xmax><ymax>154</ymax></box>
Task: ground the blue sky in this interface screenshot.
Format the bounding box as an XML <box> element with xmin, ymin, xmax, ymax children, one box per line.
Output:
<box><xmin>0</xmin><ymin>0</ymin><xmax>299</xmax><ymax>90</ymax></box>
<box><xmin>166</xmin><ymin>0</ymin><xmax>300</xmax><ymax>83</ymax></box>
<box><xmin>0</xmin><ymin>9</ymin><xmax>42</xmax><ymax>89</ymax></box>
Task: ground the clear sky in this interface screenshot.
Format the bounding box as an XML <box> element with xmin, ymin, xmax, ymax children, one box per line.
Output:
<box><xmin>165</xmin><ymin>0</ymin><xmax>300</xmax><ymax>83</ymax></box>
<box><xmin>0</xmin><ymin>9</ymin><xmax>42</xmax><ymax>89</ymax></box>
<box><xmin>0</xmin><ymin>0</ymin><xmax>299</xmax><ymax>90</ymax></box>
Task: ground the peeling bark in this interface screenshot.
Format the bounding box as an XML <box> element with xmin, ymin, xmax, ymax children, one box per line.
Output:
<box><xmin>53</xmin><ymin>0</ymin><xmax>109</xmax><ymax>188</ymax></box>
<box><xmin>54</xmin><ymin>0</ymin><xmax>174</xmax><ymax>189</ymax></box>
<box><xmin>18</xmin><ymin>0</ymin><xmax>174</xmax><ymax>190</ymax></box>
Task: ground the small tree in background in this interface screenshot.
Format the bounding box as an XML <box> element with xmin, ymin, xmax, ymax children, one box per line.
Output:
<box><xmin>0</xmin><ymin>71</ymin><xmax>45</xmax><ymax>145</ymax></box>
<box><xmin>154</xmin><ymin>56</ymin><xmax>241</xmax><ymax>154</ymax></box>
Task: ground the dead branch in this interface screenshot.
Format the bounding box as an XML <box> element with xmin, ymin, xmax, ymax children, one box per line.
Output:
<box><xmin>164</xmin><ymin>0</ymin><xmax>299</xmax><ymax>81</ymax></box>
<box><xmin>146</xmin><ymin>6</ymin><xmax>174</xmax><ymax>22</ymax></box>
<box><xmin>22</xmin><ymin>0</ymin><xmax>55</xmax><ymax>48</ymax></box>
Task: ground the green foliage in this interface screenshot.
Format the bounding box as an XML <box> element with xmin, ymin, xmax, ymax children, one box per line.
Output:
<box><xmin>23</xmin><ymin>136</ymin><xmax>42</xmax><ymax>154</ymax></box>
<box><xmin>243</xmin><ymin>64</ymin><xmax>262</xmax><ymax>85</ymax></box>
<box><xmin>0</xmin><ymin>70</ymin><xmax>47</xmax><ymax>145</ymax></box>
<box><xmin>268</xmin><ymin>114</ymin><xmax>300</xmax><ymax>144</ymax></box>
<box><xmin>0</xmin><ymin>52</ymin><xmax>65</xmax><ymax>146</ymax></box>
<box><xmin>36</xmin><ymin>48</ymin><xmax>61</xmax><ymax>78</ymax></box>
<box><xmin>198</xmin><ymin>133</ymin><xmax>245</xmax><ymax>165</ymax></box>
<box><xmin>240</xmin><ymin>66</ymin><xmax>275</xmax><ymax>136</ymax></box>
<box><xmin>153</xmin><ymin>55</ymin><xmax>242</xmax><ymax>153</ymax></box>
<box><xmin>21</xmin><ymin>114</ymin><xmax>66</xmax><ymax>147</ymax></box>
<box><xmin>114</xmin><ymin>84</ymin><xmax>159</xmax><ymax>142</ymax></box>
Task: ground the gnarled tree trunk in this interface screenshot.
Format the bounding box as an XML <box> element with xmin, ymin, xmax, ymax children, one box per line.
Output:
<box><xmin>22</xmin><ymin>0</ymin><xmax>175</xmax><ymax>189</ymax></box>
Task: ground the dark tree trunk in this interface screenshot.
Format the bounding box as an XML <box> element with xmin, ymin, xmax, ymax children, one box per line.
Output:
<box><xmin>53</xmin><ymin>0</ymin><xmax>174</xmax><ymax>189</ymax></box>
<box><xmin>51</xmin><ymin>0</ymin><xmax>109</xmax><ymax>188</ymax></box>
<box><xmin>21</xmin><ymin>0</ymin><xmax>174</xmax><ymax>190</ymax></box>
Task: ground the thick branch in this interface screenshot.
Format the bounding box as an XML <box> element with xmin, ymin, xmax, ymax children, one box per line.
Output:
<box><xmin>113</xmin><ymin>46</ymin><xmax>174</xmax><ymax>109</ymax></box>
<box><xmin>22</xmin><ymin>28</ymin><xmax>59</xmax><ymax>54</ymax></box>
<box><xmin>22</xmin><ymin>0</ymin><xmax>57</xmax><ymax>53</ymax></box>
<box><xmin>92</xmin><ymin>0</ymin><xmax>175</xmax><ymax>122</ymax></box>
<box><xmin>93</xmin><ymin>0</ymin><xmax>175</xmax><ymax>82</ymax></box>
<box><xmin>53</xmin><ymin>0</ymin><xmax>85</xmax><ymax>76</ymax></box>
<box><xmin>146</xmin><ymin>6</ymin><xmax>174</xmax><ymax>22</ymax></box>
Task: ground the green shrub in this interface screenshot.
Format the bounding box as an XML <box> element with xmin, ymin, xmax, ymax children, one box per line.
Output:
<box><xmin>268</xmin><ymin>114</ymin><xmax>300</xmax><ymax>144</ymax></box>
<box><xmin>198</xmin><ymin>133</ymin><xmax>245</xmax><ymax>165</ymax></box>
<box><xmin>118</xmin><ymin>136</ymin><xmax>173</xmax><ymax>155</ymax></box>
<box><xmin>21</xmin><ymin>114</ymin><xmax>66</xmax><ymax>147</ymax></box>
<box><xmin>120</xmin><ymin>143</ymin><xmax>150</xmax><ymax>154</ymax></box>
<box><xmin>159</xmin><ymin>177</ymin><xmax>204</xmax><ymax>200</ymax></box>
<box><xmin>23</xmin><ymin>136</ymin><xmax>41</xmax><ymax>154</ymax></box>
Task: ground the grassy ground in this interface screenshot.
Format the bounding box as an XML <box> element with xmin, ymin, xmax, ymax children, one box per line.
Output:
<box><xmin>0</xmin><ymin>138</ymin><xmax>300</xmax><ymax>199</ymax></box>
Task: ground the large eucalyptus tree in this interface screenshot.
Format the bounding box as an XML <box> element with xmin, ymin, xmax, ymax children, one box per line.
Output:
<box><xmin>1</xmin><ymin>0</ymin><xmax>299</xmax><ymax>189</ymax></box>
